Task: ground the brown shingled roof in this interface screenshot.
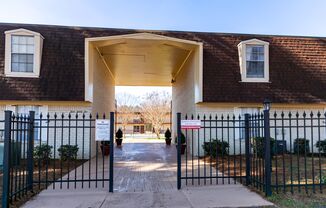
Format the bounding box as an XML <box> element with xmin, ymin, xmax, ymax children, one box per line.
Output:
<box><xmin>0</xmin><ymin>23</ymin><xmax>326</xmax><ymax>103</ymax></box>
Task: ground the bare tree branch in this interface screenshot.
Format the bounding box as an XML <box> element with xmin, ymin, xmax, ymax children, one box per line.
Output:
<box><xmin>140</xmin><ymin>91</ymin><xmax>171</xmax><ymax>139</ymax></box>
<box><xmin>116</xmin><ymin>92</ymin><xmax>138</xmax><ymax>136</ymax></box>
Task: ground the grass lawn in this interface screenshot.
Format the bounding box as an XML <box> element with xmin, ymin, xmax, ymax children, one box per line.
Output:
<box><xmin>267</xmin><ymin>192</ymin><xmax>326</xmax><ymax>208</ymax></box>
<box><xmin>203</xmin><ymin>153</ymin><xmax>326</xmax><ymax>207</ymax></box>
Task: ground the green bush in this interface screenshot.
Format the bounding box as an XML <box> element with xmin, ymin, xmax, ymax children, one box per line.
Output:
<box><xmin>202</xmin><ymin>139</ymin><xmax>229</xmax><ymax>158</ymax></box>
<box><xmin>34</xmin><ymin>144</ymin><xmax>52</xmax><ymax>161</ymax></box>
<box><xmin>174</xmin><ymin>132</ymin><xmax>186</xmax><ymax>144</ymax></box>
<box><xmin>252</xmin><ymin>137</ymin><xmax>275</xmax><ymax>158</ymax></box>
<box><xmin>316</xmin><ymin>140</ymin><xmax>326</xmax><ymax>154</ymax></box>
<box><xmin>294</xmin><ymin>138</ymin><xmax>310</xmax><ymax>155</ymax></box>
<box><xmin>164</xmin><ymin>128</ymin><xmax>172</xmax><ymax>139</ymax></box>
<box><xmin>58</xmin><ymin>145</ymin><xmax>79</xmax><ymax>161</ymax></box>
<box><xmin>116</xmin><ymin>129</ymin><xmax>123</xmax><ymax>139</ymax></box>
<box><xmin>320</xmin><ymin>175</ymin><xmax>326</xmax><ymax>184</ymax></box>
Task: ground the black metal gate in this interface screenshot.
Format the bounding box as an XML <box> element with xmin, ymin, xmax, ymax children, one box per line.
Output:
<box><xmin>1</xmin><ymin>111</ymin><xmax>115</xmax><ymax>208</ymax></box>
<box><xmin>177</xmin><ymin>108</ymin><xmax>326</xmax><ymax>196</ymax></box>
<box><xmin>176</xmin><ymin>110</ymin><xmax>272</xmax><ymax>196</ymax></box>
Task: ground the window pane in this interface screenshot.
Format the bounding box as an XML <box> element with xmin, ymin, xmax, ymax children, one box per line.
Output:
<box><xmin>246</xmin><ymin>61</ymin><xmax>264</xmax><ymax>78</ymax></box>
<box><xmin>27</xmin><ymin>45</ymin><xmax>34</xmax><ymax>53</ymax></box>
<box><xmin>18</xmin><ymin>63</ymin><xmax>26</xmax><ymax>72</ymax></box>
<box><xmin>11</xmin><ymin>63</ymin><xmax>19</xmax><ymax>72</ymax></box>
<box><xmin>27</xmin><ymin>37</ymin><xmax>34</xmax><ymax>44</ymax></box>
<box><xmin>12</xmin><ymin>36</ymin><xmax>19</xmax><ymax>44</ymax></box>
<box><xmin>18</xmin><ymin>45</ymin><xmax>27</xmax><ymax>53</ymax></box>
<box><xmin>19</xmin><ymin>54</ymin><xmax>27</xmax><ymax>62</ymax></box>
<box><xmin>10</xmin><ymin>35</ymin><xmax>35</xmax><ymax>73</ymax></box>
<box><xmin>18</xmin><ymin>36</ymin><xmax>27</xmax><ymax>44</ymax></box>
<box><xmin>12</xmin><ymin>54</ymin><xmax>19</xmax><ymax>62</ymax></box>
<box><xmin>246</xmin><ymin>45</ymin><xmax>265</xmax><ymax>78</ymax></box>
<box><xmin>246</xmin><ymin>45</ymin><xmax>264</xmax><ymax>61</ymax></box>
<box><xmin>27</xmin><ymin>54</ymin><xmax>33</xmax><ymax>63</ymax></box>
<box><xmin>26</xmin><ymin>63</ymin><xmax>33</xmax><ymax>72</ymax></box>
<box><xmin>11</xmin><ymin>54</ymin><xmax>34</xmax><ymax>73</ymax></box>
<box><xmin>12</xmin><ymin>44</ymin><xmax>19</xmax><ymax>53</ymax></box>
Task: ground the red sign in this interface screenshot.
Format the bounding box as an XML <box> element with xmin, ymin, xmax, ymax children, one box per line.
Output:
<box><xmin>181</xmin><ymin>120</ymin><xmax>201</xmax><ymax>129</ymax></box>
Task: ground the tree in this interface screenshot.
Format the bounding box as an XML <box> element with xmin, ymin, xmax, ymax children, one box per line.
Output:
<box><xmin>140</xmin><ymin>91</ymin><xmax>171</xmax><ymax>139</ymax></box>
<box><xmin>116</xmin><ymin>93</ymin><xmax>138</xmax><ymax>135</ymax></box>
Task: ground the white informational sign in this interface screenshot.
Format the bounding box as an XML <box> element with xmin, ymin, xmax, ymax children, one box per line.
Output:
<box><xmin>181</xmin><ymin>120</ymin><xmax>201</xmax><ymax>129</ymax></box>
<box><xmin>95</xmin><ymin>119</ymin><xmax>110</xmax><ymax>141</ymax></box>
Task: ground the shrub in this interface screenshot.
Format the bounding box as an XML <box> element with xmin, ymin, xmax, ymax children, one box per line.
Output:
<box><xmin>34</xmin><ymin>144</ymin><xmax>52</xmax><ymax>161</ymax></box>
<box><xmin>164</xmin><ymin>128</ymin><xmax>172</xmax><ymax>139</ymax></box>
<box><xmin>58</xmin><ymin>145</ymin><xmax>79</xmax><ymax>161</ymax></box>
<box><xmin>252</xmin><ymin>137</ymin><xmax>275</xmax><ymax>158</ymax></box>
<box><xmin>202</xmin><ymin>139</ymin><xmax>229</xmax><ymax>158</ymax></box>
<box><xmin>316</xmin><ymin>140</ymin><xmax>326</xmax><ymax>154</ymax></box>
<box><xmin>320</xmin><ymin>175</ymin><xmax>326</xmax><ymax>184</ymax></box>
<box><xmin>174</xmin><ymin>132</ymin><xmax>186</xmax><ymax>144</ymax></box>
<box><xmin>116</xmin><ymin>129</ymin><xmax>123</xmax><ymax>139</ymax></box>
<box><xmin>294</xmin><ymin>138</ymin><xmax>310</xmax><ymax>155</ymax></box>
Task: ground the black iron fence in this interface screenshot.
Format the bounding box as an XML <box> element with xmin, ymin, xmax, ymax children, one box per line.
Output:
<box><xmin>176</xmin><ymin>113</ymin><xmax>249</xmax><ymax>189</ymax></box>
<box><xmin>177</xmin><ymin>110</ymin><xmax>326</xmax><ymax>196</ymax></box>
<box><xmin>2</xmin><ymin>112</ymin><xmax>33</xmax><ymax>207</ymax></box>
<box><xmin>268</xmin><ymin>111</ymin><xmax>326</xmax><ymax>194</ymax></box>
<box><xmin>1</xmin><ymin>111</ymin><xmax>115</xmax><ymax>208</ymax></box>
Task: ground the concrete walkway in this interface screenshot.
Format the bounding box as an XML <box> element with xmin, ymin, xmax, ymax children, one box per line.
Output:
<box><xmin>23</xmin><ymin>139</ymin><xmax>274</xmax><ymax>208</ymax></box>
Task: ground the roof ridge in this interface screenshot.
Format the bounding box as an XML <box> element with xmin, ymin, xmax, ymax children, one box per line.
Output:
<box><xmin>0</xmin><ymin>22</ymin><xmax>325</xmax><ymax>39</ymax></box>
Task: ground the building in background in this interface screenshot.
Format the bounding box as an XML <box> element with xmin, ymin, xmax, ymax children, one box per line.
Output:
<box><xmin>116</xmin><ymin>111</ymin><xmax>171</xmax><ymax>135</ymax></box>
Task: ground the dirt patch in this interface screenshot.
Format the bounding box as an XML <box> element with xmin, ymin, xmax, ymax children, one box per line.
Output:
<box><xmin>202</xmin><ymin>154</ymin><xmax>326</xmax><ymax>207</ymax></box>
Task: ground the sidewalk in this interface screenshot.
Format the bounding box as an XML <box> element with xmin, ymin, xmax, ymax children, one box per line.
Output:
<box><xmin>23</xmin><ymin>185</ymin><xmax>274</xmax><ymax>208</ymax></box>
<box><xmin>22</xmin><ymin>140</ymin><xmax>274</xmax><ymax>208</ymax></box>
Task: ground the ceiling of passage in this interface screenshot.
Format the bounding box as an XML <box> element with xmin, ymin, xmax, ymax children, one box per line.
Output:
<box><xmin>93</xmin><ymin>35</ymin><xmax>197</xmax><ymax>86</ymax></box>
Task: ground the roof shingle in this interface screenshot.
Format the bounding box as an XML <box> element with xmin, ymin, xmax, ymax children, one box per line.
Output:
<box><xmin>0</xmin><ymin>23</ymin><xmax>325</xmax><ymax>103</ymax></box>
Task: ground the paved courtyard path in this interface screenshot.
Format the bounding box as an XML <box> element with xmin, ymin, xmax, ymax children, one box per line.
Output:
<box><xmin>22</xmin><ymin>139</ymin><xmax>274</xmax><ymax>208</ymax></box>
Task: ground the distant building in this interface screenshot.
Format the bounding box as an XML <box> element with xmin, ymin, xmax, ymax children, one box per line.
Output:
<box><xmin>116</xmin><ymin>111</ymin><xmax>171</xmax><ymax>134</ymax></box>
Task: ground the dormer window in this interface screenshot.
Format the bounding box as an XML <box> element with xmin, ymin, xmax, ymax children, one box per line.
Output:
<box><xmin>4</xmin><ymin>28</ymin><xmax>44</xmax><ymax>78</ymax></box>
<box><xmin>238</xmin><ymin>39</ymin><xmax>269</xmax><ymax>82</ymax></box>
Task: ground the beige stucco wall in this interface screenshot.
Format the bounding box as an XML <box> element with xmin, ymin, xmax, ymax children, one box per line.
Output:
<box><xmin>172</xmin><ymin>48</ymin><xmax>198</xmax><ymax>137</ymax></box>
<box><xmin>90</xmin><ymin>44</ymin><xmax>115</xmax><ymax>115</ymax></box>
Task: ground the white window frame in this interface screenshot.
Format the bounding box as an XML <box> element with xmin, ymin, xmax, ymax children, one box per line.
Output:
<box><xmin>238</xmin><ymin>39</ymin><xmax>269</xmax><ymax>82</ymax></box>
<box><xmin>4</xmin><ymin>28</ymin><xmax>44</xmax><ymax>78</ymax></box>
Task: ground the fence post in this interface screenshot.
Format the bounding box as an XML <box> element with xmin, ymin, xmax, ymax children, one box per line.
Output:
<box><xmin>27</xmin><ymin>111</ymin><xmax>35</xmax><ymax>191</ymax></box>
<box><xmin>264</xmin><ymin>109</ymin><xmax>272</xmax><ymax>196</ymax></box>
<box><xmin>109</xmin><ymin>112</ymin><xmax>114</xmax><ymax>192</ymax></box>
<box><xmin>177</xmin><ymin>112</ymin><xmax>181</xmax><ymax>190</ymax></box>
<box><xmin>2</xmin><ymin>111</ymin><xmax>12</xmax><ymax>208</ymax></box>
<box><xmin>244</xmin><ymin>113</ymin><xmax>251</xmax><ymax>186</ymax></box>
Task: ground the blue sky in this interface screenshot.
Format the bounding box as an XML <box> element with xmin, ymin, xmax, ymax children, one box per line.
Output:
<box><xmin>0</xmin><ymin>0</ymin><xmax>325</xmax><ymax>37</ymax></box>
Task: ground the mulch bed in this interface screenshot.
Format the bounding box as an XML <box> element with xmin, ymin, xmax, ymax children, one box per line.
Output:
<box><xmin>0</xmin><ymin>159</ymin><xmax>86</xmax><ymax>208</ymax></box>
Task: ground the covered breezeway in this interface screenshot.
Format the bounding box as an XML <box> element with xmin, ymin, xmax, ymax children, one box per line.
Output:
<box><xmin>84</xmin><ymin>33</ymin><xmax>203</xmax><ymax>135</ymax></box>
